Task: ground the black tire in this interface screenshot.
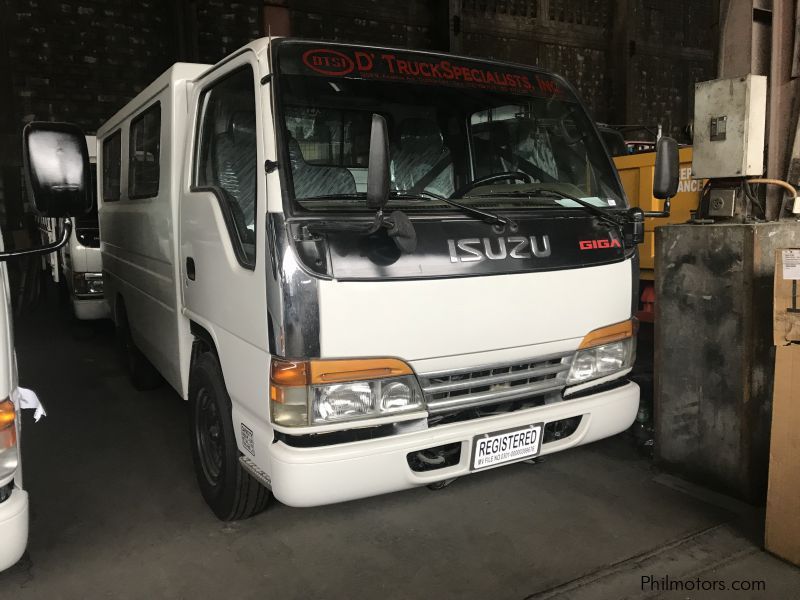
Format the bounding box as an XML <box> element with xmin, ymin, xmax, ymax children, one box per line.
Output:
<box><xmin>116</xmin><ymin>302</ymin><xmax>162</xmax><ymax>391</ymax></box>
<box><xmin>189</xmin><ymin>352</ymin><xmax>271</xmax><ymax>521</ymax></box>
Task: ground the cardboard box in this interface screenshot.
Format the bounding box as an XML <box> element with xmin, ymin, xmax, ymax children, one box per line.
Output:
<box><xmin>773</xmin><ymin>249</ymin><xmax>800</xmax><ymax>346</ymax></box>
<box><xmin>765</xmin><ymin>344</ymin><xmax>800</xmax><ymax>566</ymax></box>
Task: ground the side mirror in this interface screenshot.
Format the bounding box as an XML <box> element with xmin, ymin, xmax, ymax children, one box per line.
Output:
<box><xmin>643</xmin><ymin>136</ymin><xmax>678</xmax><ymax>218</ymax></box>
<box><xmin>366</xmin><ymin>114</ymin><xmax>390</xmax><ymax>210</ymax></box>
<box><xmin>22</xmin><ymin>121</ymin><xmax>91</xmax><ymax>217</ymax></box>
<box><xmin>653</xmin><ymin>136</ymin><xmax>679</xmax><ymax>200</ymax></box>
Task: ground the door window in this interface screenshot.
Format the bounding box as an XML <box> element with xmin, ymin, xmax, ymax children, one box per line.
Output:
<box><xmin>102</xmin><ymin>130</ymin><xmax>122</xmax><ymax>202</ymax></box>
<box><xmin>128</xmin><ymin>103</ymin><xmax>161</xmax><ymax>198</ymax></box>
<box><xmin>195</xmin><ymin>67</ymin><xmax>257</xmax><ymax>267</ymax></box>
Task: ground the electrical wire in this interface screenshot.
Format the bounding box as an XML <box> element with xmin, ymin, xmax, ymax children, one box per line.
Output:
<box><xmin>746</xmin><ymin>178</ymin><xmax>797</xmax><ymax>198</ymax></box>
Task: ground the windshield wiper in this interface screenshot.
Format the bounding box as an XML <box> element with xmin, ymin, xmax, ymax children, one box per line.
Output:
<box><xmin>299</xmin><ymin>193</ymin><xmax>365</xmax><ymax>201</ymax></box>
<box><xmin>300</xmin><ymin>190</ymin><xmax>517</xmax><ymax>230</ymax></box>
<box><xmin>477</xmin><ymin>189</ymin><xmax>623</xmax><ymax>230</ymax></box>
<box><xmin>391</xmin><ymin>191</ymin><xmax>516</xmax><ymax>230</ymax></box>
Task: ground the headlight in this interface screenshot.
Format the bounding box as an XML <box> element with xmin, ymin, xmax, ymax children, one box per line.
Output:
<box><xmin>73</xmin><ymin>272</ymin><xmax>104</xmax><ymax>296</ymax></box>
<box><xmin>566</xmin><ymin>319</ymin><xmax>637</xmax><ymax>385</ymax></box>
<box><xmin>270</xmin><ymin>358</ymin><xmax>425</xmax><ymax>427</ymax></box>
<box><xmin>0</xmin><ymin>399</ymin><xmax>19</xmax><ymax>481</ymax></box>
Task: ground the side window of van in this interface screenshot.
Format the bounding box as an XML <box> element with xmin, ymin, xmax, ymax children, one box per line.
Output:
<box><xmin>102</xmin><ymin>131</ymin><xmax>122</xmax><ymax>202</ymax></box>
<box><xmin>129</xmin><ymin>103</ymin><xmax>161</xmax><ymax>199</ymax></box>
<box><xmin>195</xmin><ymin>67</ymin><xmax>257</xmax><ymax>268</ymax></box>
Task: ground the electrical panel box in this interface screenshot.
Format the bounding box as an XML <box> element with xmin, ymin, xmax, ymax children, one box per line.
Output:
<box><xmin>692</xmin><ymin>75</ymin><xmax>767</xmax><ymax>179</ymax></box>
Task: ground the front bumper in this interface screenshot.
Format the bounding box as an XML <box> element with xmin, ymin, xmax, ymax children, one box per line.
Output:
<box><xmin>72</xmin><ymin>297</ymin><xmax>110</xmax><ymax>321</ymax></box>
<box><xmin>0</xmin><ymin>486</ymin><xmax>28</xmax><ymax>572</ymax></box>
<box><xmin>269</xmin><ymin>380</ymin><xmax>639</xmax><ymax>507</ymax></box>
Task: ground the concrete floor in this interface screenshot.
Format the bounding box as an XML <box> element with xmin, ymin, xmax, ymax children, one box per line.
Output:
<box><xmin>1</xmin><ymin>296</ymin><xmax>799</xmax><ymax>599</ymax></box>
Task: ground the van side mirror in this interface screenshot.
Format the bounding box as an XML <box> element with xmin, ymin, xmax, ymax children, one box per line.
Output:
<box><xmin>366</xmin><ymin>114</ymin><xmax>390</xmax><ymax>210</ymax></box>
<box><xmin>643</xmin><ymin>136</ymin><xmax>678</xmax><ymax>218</ymax></box>
<box><xmin>22</xmin><ymin>121</ymin><xmax>91</xmax><ymax>217</ymax></box>
<box><xmin>653</xmin><ymin>136</ymin><xmax>679</xmax><ymax>200</ymax></box>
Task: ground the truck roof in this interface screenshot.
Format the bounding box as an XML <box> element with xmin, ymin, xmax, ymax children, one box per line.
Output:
<box><xmin>96</xmin><ymin>62</ymin><xmax>210</xmax><ymax>138</ymax></box>
<box><xmin>95</xmin><ymin>38</ymin><xmax>279</xmax><ymax>139</ymax></box>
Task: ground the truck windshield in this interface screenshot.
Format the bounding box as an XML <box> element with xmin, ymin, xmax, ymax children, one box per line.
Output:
<box><xmin>275</xmin><ymin>42</ymin><xmax>624</xmax><ymax>214</ymax></box>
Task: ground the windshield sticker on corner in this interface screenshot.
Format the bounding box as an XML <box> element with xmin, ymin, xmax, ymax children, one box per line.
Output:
<box><xmin>283</xmin><ymin>45</ymin><xmax>573</xmax><ymax>100</ymax></box>
<box><xmin>556</xmin><ymin>197</ymin><xmax>610</xmax><ymax>208</ymax></box>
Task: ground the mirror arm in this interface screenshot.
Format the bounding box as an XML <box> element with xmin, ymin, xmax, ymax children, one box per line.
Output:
<box><xmin>0</xmin><ymin>219</ymin><xmax>72</xmax><ymax>262</ymax></box>
<box><xmin>643</xmin><ymin>197</ymin><xmax>671</xmax><ymax>218</ymax></box>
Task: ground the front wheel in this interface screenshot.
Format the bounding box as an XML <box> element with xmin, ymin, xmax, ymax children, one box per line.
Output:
<box><xmin>189</xmin><ymin>352</ymin><xmax>271</xmax><ymax>520</ymax></box>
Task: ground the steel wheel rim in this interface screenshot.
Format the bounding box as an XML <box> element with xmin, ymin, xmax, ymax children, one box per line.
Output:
<box><xmin>196</xmin><ymin>387</ymin><xmax>224</xmax><ymax>486</ymax></box>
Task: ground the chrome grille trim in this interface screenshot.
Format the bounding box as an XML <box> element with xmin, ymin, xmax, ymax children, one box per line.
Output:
<box><xmin>422</xmin><ymin>363</ymin><xmax>569</xmax><ymax>394</ymax></box>
<box><xmin>419</xmin><ymin>352</ymin><xmax>574</xmax><ymax>415</ymax></box>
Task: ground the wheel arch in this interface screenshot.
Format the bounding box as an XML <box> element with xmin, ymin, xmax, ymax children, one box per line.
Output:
<box><xmin>190</xmin><ymin>320</ymin><xmax>220</xmax><ymax>361</ymax></box>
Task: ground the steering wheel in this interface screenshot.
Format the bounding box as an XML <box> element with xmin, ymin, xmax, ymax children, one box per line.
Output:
<box><xmin>554</xmin><ymin>108</ymin><xmax>586</xmax><ymax>146</ymax></box>
<box><xmin>450</xmin><ymin>171</ymin><xmax>532</xmax><ymax>199</ymax></box>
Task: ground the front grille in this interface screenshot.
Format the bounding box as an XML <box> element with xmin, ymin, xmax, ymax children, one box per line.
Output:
<box><xmin>419</xmin><ymin>352</ymin><xmax>573</xmax><ymax>415</ymax></box>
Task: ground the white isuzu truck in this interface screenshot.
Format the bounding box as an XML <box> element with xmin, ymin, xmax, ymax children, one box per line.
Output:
<box><xmin>3</xmin><ymin>122</ymin><xmax>92</xmax><ymax>570</ymax></box>
<box><xmin>31</xmin><ymin>38</ymin><xmax>678</xmax><ymax>520</ymax></box>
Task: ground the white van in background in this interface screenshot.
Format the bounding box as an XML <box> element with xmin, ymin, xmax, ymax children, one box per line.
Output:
<box><xmin>2</xmin><ymin>122</ymin><xmax>91</xmax><ymax>571</ymax></box>
<box><xmin>38</xmin><ymin>136</ymin><xmax>108</xmax><ymax>320</ymax></box>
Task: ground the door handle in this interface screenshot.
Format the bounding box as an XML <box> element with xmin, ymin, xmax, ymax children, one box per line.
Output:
<box><xmin>186</xmin><ymin>257</ymin><xmax>195</xmax><ymax>281</ymax></box>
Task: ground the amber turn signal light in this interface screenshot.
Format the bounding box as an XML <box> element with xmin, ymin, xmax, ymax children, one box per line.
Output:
<box><xmin>270</xmin><ymin>358</ymin><xmax>413</xmax><ymax>396</ymax></box>
<box><xmin>578</xmin><ymin>318</ymin><xmax>638</xmax><ymax>349</ymax></box>
<box><xmin>0</xmin><ymin>399</ymin><xmax>14</xmax><ymax>427</ymax></box>
<box><xmin>0</xmin><ymin>398</ymin><xmax>17</xmax><ymax>450</ymax></box>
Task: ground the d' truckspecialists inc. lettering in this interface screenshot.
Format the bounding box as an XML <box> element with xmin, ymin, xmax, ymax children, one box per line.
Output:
<box><xmin>282</xmin><ymin>44</ymin><xmax>573</xmax><ymax>101</ymax></box>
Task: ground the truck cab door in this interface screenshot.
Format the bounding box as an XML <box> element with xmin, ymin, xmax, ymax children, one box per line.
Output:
<box><xmin>180</xmin><ymin>53</ymin><xmax>269</xmax><ymax>420</ymax></box>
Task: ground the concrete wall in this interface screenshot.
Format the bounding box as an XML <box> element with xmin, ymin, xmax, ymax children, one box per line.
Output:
<box><xmin>281</xmin><ymin>0</ymin><xmax>718</xmax><ymax>134</ymax></box>
<box><xmin>0</xmin><ymin>0</ymin><xmax>261</xmax><ymax>230</ymax></box>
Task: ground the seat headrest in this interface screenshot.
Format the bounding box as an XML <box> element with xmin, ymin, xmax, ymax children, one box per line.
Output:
<box><xmin>398</xmin><ymin>118</ymin><xmax>443</xmax><ymax>151</ymax></box>
<box><xmin>287</xmin><ymin>137</ymin><xmax>305</xmax><ymax>170</ymax></box>
<box><xmin>229</xmin><ymin>112</ymin><xmax>256</xmax><ymax>142</ymax></box>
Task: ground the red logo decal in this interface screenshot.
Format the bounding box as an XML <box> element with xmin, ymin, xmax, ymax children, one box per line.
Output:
<box><xmin>302</xmin><ymin>49</ymin><xmax>355</xmax><ymax>76</ymax></box>
<box><xmin>579</xmin><ymin>239</ymin><xmax>622</xmax><ymax>250</ymax></box>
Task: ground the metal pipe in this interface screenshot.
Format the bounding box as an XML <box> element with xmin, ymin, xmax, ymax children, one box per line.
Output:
<box><xmin>0</xmin><ymin>220</ymin><xmax>72</xmax><ymax>262</ymax></box>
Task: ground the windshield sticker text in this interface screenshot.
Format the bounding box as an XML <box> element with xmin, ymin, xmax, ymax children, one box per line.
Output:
<box><xmin>295</xmin><ymin>46</ymin><xmax>569</xmax><ymax>98</ymax></box>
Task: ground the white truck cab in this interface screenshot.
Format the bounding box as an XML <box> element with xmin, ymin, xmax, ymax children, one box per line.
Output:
<box><xmin>51</xmin><ymin>38</ymin><xmax>677</xmax><ymax>520</ymax></box>
<box><xmin>38</xmin><ymin>136</ymin><xmax>108</xmax><ymax>320</ymax></box>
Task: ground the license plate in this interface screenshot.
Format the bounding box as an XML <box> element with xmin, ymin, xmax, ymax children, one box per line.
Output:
<box><xmin>471</xmin><ymin>423</ymin><xmax>544</xmax><ymax>470</ymax></box>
